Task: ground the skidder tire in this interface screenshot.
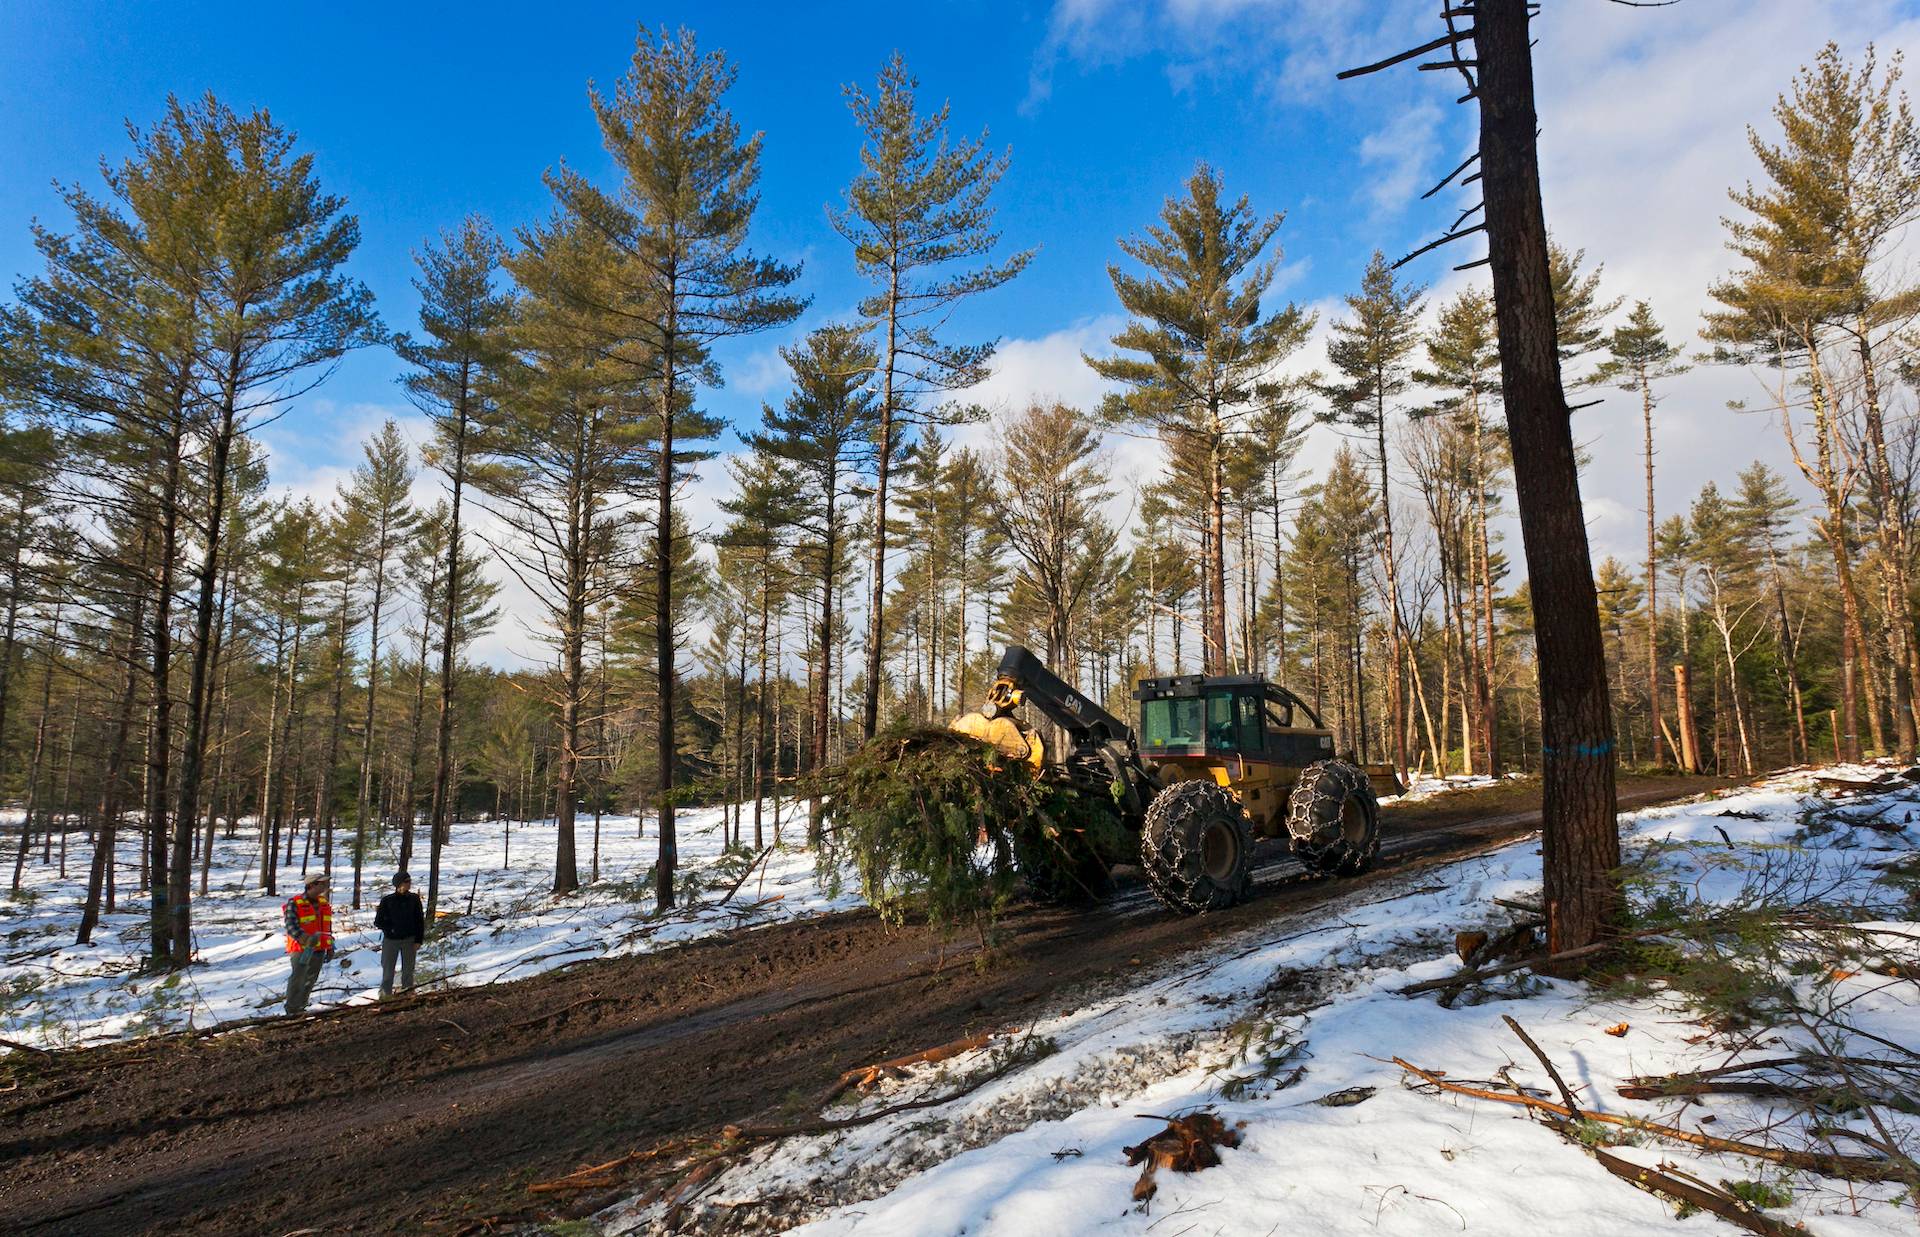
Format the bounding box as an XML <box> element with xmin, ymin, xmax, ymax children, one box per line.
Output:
<box><xmin>1285</xmin><ymin>760</ymin><xmax>1380</xmax><ymax>877</ymax></box>
<box><xmin>1140</xmin><ymin>779</ymin><xmax>1253</xmax><ymax>915</ymax></box>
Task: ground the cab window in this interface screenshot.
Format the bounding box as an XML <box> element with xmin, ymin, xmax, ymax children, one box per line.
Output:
<box><xmin>1141</xmin><ymin>696</ymin><xmax>1203</xmax><ymax>749</ymax></box>
<box><xmin>1236</xmin><ymin>693</ymin><xmax>1265</xmax><ymax>754</ymax></box>
<box><xmin>1206</xmin><ymin>692</ymin><xmax>1236</xmax><ymax>750</ymax></box>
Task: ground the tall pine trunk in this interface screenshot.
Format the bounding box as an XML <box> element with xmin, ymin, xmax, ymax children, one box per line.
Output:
<box><xmin>862</xmin><ymin>277</ymin><xmax>900</xmax><ymax>740</ymax></box>
<box><xmin>655</xmin><ymin>341</ymin><xmax>680</xmax><ymax>910</ymax></box>
<box><xmin>79</xmin><ymin>524</ymin><xmax>152</xmax><ymax>945</ymax></box>
<box><xmin>1478</xmin><ymin>0</ymin><xmax>1619</xmax><ymax>960</ymax></box>
<box><xmin>168</xmin><ymin>377</ymin><xmax>241</xmax><ymax>965</ymax></box>
<box><xmin>1641</xmin><ymin>380</ymin><xmax>1664</xmax><ymax>766</ymax></box>
<box><xmin>426</xmin><ymin>398</ymin><xmax>472</xmax><ymax>929</ymax></box>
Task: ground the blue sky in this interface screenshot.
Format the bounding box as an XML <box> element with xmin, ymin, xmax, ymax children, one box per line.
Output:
<box><xmin>7</xmin><ymin>1</ymin><xmax>1920</xmax><ymax>666</ymax></box>
<box><xmin>0</xmin><ymin>1</ymin><xmax>1452</xmax><ymax>433</ymax></box>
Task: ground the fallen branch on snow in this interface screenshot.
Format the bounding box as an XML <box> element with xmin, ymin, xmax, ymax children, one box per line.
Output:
<box><xmin>1392</xmin><ymin>1056</ymin><xmax>1905</xmax><ymax>1183</ymax></box>
<box><xmin>1590</xmin><ymin>1148</ymin><xmax>1808</xmax><ymax>1236</ymax></box>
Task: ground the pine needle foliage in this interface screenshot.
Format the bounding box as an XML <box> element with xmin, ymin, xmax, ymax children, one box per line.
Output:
<box><xmin>813</xmin><ymin>726</ymin><xmax>1124</xmax><ymax>938</ymax></box>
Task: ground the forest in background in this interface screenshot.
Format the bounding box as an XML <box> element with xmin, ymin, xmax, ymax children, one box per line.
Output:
<box><xmin>0</xmin><ymin>29</ymin><xmax>1914</xmax><ymax>965</ymax></box>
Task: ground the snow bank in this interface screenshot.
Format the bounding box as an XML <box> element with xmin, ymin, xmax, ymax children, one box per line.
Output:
<box><xmin>600</xmin><ymin>767</ymin><xmax>1918</xmax><ymax>1236</ymax></box>
<box><xmin>0</xmin><ymin>802</ymin><xmax>859</xmax><ymax>1049</ymax></box>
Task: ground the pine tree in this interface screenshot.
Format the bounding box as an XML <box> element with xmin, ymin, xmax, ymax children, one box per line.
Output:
<box><xmin>339</xmin><ymin>420</ymin><xmax>416</xmax><ymax>906</ymax></box>
<box><xmin>1686</xmin><ymin>483</ymin><xmax>1766</xmax><ymax>774</ymax></box>
<box><xmin>1547</xmin><ymin>241</ymin><xmax>1620</xmax><ymax>375</ymax></box>
<box><xmin>1705</xmin><ymin>44</ymin><xmax>1918</xmax><ymax>759</ymax></box>
<box><xmin>1474</xmin><ymin>0</ymin><xmax>1619</xmax><ymax>958</ymax></box>
<box><xmin>393</xmin><ymin>503</ymin><xmax>498</xmax><ymax>874</ymax></box>
<box><xmin>1734</xmin><ymin>462</ymin><xmax>1811</xmax><ymax>759</ymax></box>
<box><xmin>9</xmin><ymin>98</ymin><xmax>214</xmax><ymax>963</ymax></box>
<box><xmin>1745</xmin><ymin>44</ymin><xmax>1920</xmax><ymax>756</ymax></box>
<box><xmin>833</xmin><ymin>52</ymin><xmax>1032</xmax><ymax>740</ymax></box>
<box><xmin>1089</xmin><ymin>163</ymin><xmax>1313</xmax><ymax>675</ymax></box>
<box><xmin>487</xmin><ymin>217</ymin><xmax>646</xmax><ymax>896</ymax></box>
<box><xmin>395</xmin><ymin>216</ymin><xmax>511</xmax><ymax>925</ymax></box>
<box><xmin>546</xmin><ymin>27</ymin><xmax>804</xmax><ymax>908</ymax></box>
<box><xmin>1321</xmin><ymin>250</ymin><xmax>1427</xmax><ymax>782</ymax></box>
<box><xmin>717</xmin><ymin>452</ymin><xmax>800</xmax><ymax>850</ymax></box>
<box><xmin>1591</xmin><ymin>301</ymin><xmax>1689</xmax><ymax>766</ymax></box>
<box><xmin>986</xmin><ymin>402</ymin><xmax>1119</xmax><ymax>673</ymax></box>
<box><xmin>168</xmin><ymin>97</ymin><xmax>380</xmax><ymax>964</ymax></box>
<box><xmin>1415</xmin><ymin>287</ymin><xmax>1503</xmax><ymax>773</ymax></box>
<box><xmin>742</xmin><ymin>324</ymin><xmax>878</xmax><ymax>836</ymax></box>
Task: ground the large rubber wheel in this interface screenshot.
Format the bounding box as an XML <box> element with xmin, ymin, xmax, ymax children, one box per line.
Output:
<box><xmin>1141</xmin><ymin>779</ymin><xmax>1253</xmax><ymax>914</ymax></box>
<box><xmin>1285</xmin><ymin>760</ymin><xmax>1381</xmax><ymax>877</ymax></box>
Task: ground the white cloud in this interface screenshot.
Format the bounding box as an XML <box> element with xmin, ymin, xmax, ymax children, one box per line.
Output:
<box><xmin>1030</xmin><ymin>0</ymin><xmax>1920</xmax><ymax>576</ymax></box>
<box><xmin>1357</xmin><ymin>100</ymin><xmax>1444</xmax><ymax>219</ymax></box>
<box><xmin>959</xmin><ymin>315</ymin><xmax>1123</xmax><ymax>419</ymax></box>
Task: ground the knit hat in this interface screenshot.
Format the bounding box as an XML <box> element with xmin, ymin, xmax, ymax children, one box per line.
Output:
<box><xmin>393</xmin><ymin>872</ymin><xmax>412</xmax><ymax>888</ymax></box>
<box><xmin>305</xmin><ymin>873</ymin><xmax>329</xmax><ymax>889</ymax></box>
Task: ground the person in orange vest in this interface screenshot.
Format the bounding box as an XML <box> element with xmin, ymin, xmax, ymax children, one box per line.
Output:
<box><xmin>282</xmin><ymin>873</ymin><xmax>335</xmax><ymax>1015</ymax></box>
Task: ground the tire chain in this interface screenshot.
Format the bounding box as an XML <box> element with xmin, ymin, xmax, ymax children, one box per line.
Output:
<box><xmin>1139</xmin><ymin>778</ymin><xmax>1252</xmax><ymax>915</ymax></box>
<box><xmin>1284</xmin><ymin>759</ymin><xmax>1381</xmax><ymax>877</ymax></box>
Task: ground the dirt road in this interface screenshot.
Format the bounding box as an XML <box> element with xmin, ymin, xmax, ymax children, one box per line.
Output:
<box><xmin>0</xmin><ymin>774</ymin><xmax>1722</xmax><ymax>1235</ymax></box>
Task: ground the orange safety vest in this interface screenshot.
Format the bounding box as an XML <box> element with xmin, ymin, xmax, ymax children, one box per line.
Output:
<box><xmin>284</xmin><ymin>893</ymin><xmax>334</xmax><ymax>954</ymax></box>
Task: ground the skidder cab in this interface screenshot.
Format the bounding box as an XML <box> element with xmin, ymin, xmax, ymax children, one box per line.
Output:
<box><xmin>950</xmin><ymin>646</ymin><xmax>1403</xmax><ymax>916</ymax></box>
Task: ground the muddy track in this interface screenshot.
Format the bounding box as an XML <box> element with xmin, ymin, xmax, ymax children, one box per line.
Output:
<box><xmin>0</xmin><ymin>775</ymin><xmax>1722</xmax><ymax>1235</ymax></box>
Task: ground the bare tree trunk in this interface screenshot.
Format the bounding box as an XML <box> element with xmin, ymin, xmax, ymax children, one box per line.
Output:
<box><xmin>1206</xmin><ymin>427</ymin><xmax>1229</xmax><ymax>673</ymax></box>
<box><xmin>1472</xmin><ymin>409</ymin><xmax>1499</xmax><ymax>773</ymax></box>
<box><xmin>426</xmin><ymin>396</ymin><xmax>472</xmax><ymax>929</ymax></box>
<box><xmin>199</xmin><ymin>558</ymin><xmax>239</xmax><ymax>897</ymax></box>
<box><xmin>552</xmin><ymin>479</ymin><xmax>588</xmax><ymax>896</ymax></box>
<box><xmin>655</xmin><ymin>340</ymin><xmax>680</xmax><ymax>910</ymax></box>
<box><xmin>1853</xmin><ymin>324</ymin><xmax>1918</xmax><ymax>756</ymax></box>
<box><xmin>1673</xmin><ymin>662</ymin><xmax>1701</xmax><ymax>774</ymax></box>
<box><xmin>168</xmin><ymin>377</ymin><xmax>242</xmax><ymax>967</ymax></box>
<box><xmin>315</xmin><ymin>581</ymin><xmax>351</xmax><ymax>882</ymax></box>
<box><xmin>353</xmin><ymin>514</ymin><xmax>396</xmax><ymax>908</ymax></box>
<box><xmin>1478</xmin><ymin>0</ymin><xmax>1618</xmax><ymax>960</ymax></box>
<box><xmin>810</xmin><ymin>497</ymin><xmax>837</xmax><ymax>845</ymax></box>
<box><xmin>754</xmin><ymin>562</ymin><xmax>771</xmax><ymax>850</ymax></box>
<box><xmin>79</xmin><ymin>528</ymin><xmax>151</xmax><ymax>945</ymax></box>
<box><xmin>11</xmin><ymin>609</ymin><xmax>58</xmax><ymax>894</ymax></box>
<box><xmin>1376</xmin><ymin>401</ymin><xmax>1408</xmax><ymax>782</ymax></box>
<box><xmin>1642</xmin><ymin>381</ymin><xmax>1664</xmax><ymax>766</ymax></box>
<box><xmin>146</xmin><ymin>424</ymin><xmax>186</xmax><ymax>966</ymax></box>
<box><xmin>862</xmin><ymin>278</ymin><xmax>901</xmax><ymax>741</ymax></box>
<box><xmin>1799</xmin><ymin>343</ymin><xmax>1877</xmax><ymax>757</ymax></box>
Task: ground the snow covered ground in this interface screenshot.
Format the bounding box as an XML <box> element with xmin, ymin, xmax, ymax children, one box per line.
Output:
<box><xmin>0</xmin><ymin>801</ymin><xmax>858</xmax><ymax>1049</ymax></box>
<box><xmin>600</xmin><ymin>767</ymin><xmax>1919</xmax><ymax>1236</ymax></box>
<box><xmin>1389</xmin><ymin>771</ymin><xmax>1510</xmax><ymax>801</ymax></box>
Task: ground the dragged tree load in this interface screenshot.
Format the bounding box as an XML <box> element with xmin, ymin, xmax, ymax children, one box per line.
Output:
<box><xmin>813</xmin><ymin>725</ymin><xmax>1124</xmax><ymax>937</ymax></box>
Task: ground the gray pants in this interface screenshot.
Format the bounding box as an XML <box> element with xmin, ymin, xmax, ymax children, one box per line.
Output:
<box><xmin>380</xmin><ymin>937</ymin><xmax>420</xmax><ymax>998</ymax></box>
<box><xmin>286</xmin><ymin>949</ymin><xmax>326</xmax><ymax>1015</ymax></box>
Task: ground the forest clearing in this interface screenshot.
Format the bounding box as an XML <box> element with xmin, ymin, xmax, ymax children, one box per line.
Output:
<box><xmin>3</xmin><ymin>0</ymin><xmax>1920</xmax><ymax>1232</ymax></box>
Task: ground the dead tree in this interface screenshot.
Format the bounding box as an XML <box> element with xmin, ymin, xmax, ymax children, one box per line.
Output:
<box><xmin>1343</xmin><ymin>0</ymin><xmax>1624</xmax><ymax>961</ymax></box>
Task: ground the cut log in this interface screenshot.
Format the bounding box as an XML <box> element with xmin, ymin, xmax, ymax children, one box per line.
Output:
<box><xmin>829</xmin><ymin>1028</ymin><xmax>1000</xmax><ymax>1098</ymax></box>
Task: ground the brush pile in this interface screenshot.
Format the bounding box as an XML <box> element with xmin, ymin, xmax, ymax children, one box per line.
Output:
<box><xmin>812</xmin><ymin>725</ymin><xmax>1125</xmax><ymax>936</ymax></box>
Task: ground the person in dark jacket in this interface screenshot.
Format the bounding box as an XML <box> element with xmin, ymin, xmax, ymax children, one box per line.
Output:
<box><xmin>373</xmin><ymin>872</ymin><xmax>426</xmax><ymax>998</ymax></box>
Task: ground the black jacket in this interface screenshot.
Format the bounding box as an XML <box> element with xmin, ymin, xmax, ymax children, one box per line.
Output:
<box><xmin>374</xmin><ymin>890</ymin><xmax>426</xmax><ymax>943</ymax></box>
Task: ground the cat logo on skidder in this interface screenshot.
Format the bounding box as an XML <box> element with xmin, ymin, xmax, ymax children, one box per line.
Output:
<box><xmin>950</xmin><ymin>646</ymin><xmax>1403</xmax><ymax>915</ymax></box>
